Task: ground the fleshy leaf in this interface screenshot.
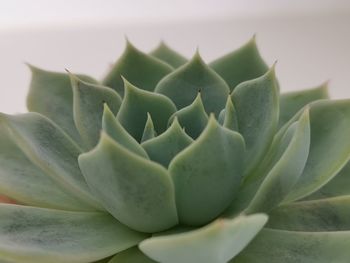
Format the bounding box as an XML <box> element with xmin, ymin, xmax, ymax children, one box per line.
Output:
<box><xmin>102</xmin><ymin>41</ymin><xmax>173</xmax><ymax>96</ymax></box>
<box><xmin>140</xmin><ymin>214</ymin><xmax>268</xmax><ymax>263</ymax></box>
<box><xmin>79</xmin><ymin>132</ymin><xmax>178</xmax><ymax>233</ymax></box>
<box><xmin>155</xmin><ymin>52</ymin><xmax>230</xmax><ymax>116</ymax></box>
<box><xmin>0</xmin><ymin>112</ymin><xmax>102</xmax><ymax>211</ymax></box>
<box><xmin>150</xmin><ymin>41</ymin><xmax>188</xmax><ymax>68</ymax></box>
<box><xmin>117</xmin><ymin>79</ymin><xmax>177</xmax><ymax>142</ymax></box>
<box><xmin>0</xmin><ymin>126</ymin><xmax>92</xmax><ymax>211</ymax></box>
<box><xmin>169</xmin><ymin>116</ymin><xmax>245</xmax><ymax>226</ymax></box>
<box><xmin>26</xmin><ymin>65</ymin><xmax>97</xmax><ymax>144</ymax></box>
<box><xmin>233</xmin><ymin>228</ymin><xmax>350</xmax><ymax>263</ymax></box>
<box><xmin>109</xmin><ymin>247</ymin><xmax>156</xmax><ymax>263</ymax></box>
<box><xmin>168</xmin><ymin>93</ymin><xmax>208</xmax><ymax>139</ymax></box>
<box><xmin>141</xmin><ymin>113</ymin><xmax>157</xmax><ymax>143</ymax></box>
<box><xmin>304</xmin><ymin>161</ymin><xmax>350</xmax><ymax>200</ymax></box>
<box><xmin>222</xmin><ymin>96</ymin><xmax>238</xmax><ymax>131</ymax></box>
<box><xmin>279</xmin><ymin>82</ymin><xmax>329</xmax><ymax>128</ymax></box>
<box><xmin>142</xmin><ymin>117</ymin><xmax>193</xmax><ymax>167</ymax></box>
<box><xmin>245</xmin><ymin>110</ymin><xmax>310</xmax><ymax>214</ymax></box>
<box><xmin>231</xmin><ymin>65</ymin><xmax>279</xmax><ymax>176</ymax></box>
<box><xmin>102</xmin><ymin>105</ymin><xmax>149</xmax><ymax>158</ymax></box>
<box><xmin>267</xmin><ymin>196</ymin><xmax>350</xmax><ymax>231</ymax></box>
<box><xmin>209</xmin><ymin>36</ymin><xmax>269</xmax><ymax>91</ymax></box>
<box><xmin>71</xmin><ymin>74</ymin><xmax>122</xmax><ymax>149</ymax></box>
<box><xmin>285</xmin><ymin>99</ymin><xmax>350</xmax><ymax>202</ymax></box>
<box><xmin>0</xmin><ymin>204</ymin><xmax>146</xmax><ymax>263</ymax></box>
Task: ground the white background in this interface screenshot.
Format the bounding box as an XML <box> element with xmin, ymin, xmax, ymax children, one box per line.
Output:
<box><xmin>1</xmin><ymin>0</ymin><xmax>350</xmax><ymax>113</ymax></box>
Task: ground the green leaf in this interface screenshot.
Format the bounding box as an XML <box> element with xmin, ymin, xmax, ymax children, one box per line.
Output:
<box><xmin>0</xmin><ymin>126</ymin><xmax>91</xmax><ymax>211</ymax></box>
<box><xmin>141</xmin><ymin>113</ymin><xmax>157</xmax><ymax>143</ymax></box>
<box><xmin>231</xmin><ymin>66</ymin><xmax>279</xmax><ymax>176</ymax></box>
<box><xmin>26</xmin><ymin>65</ymin><xmax>97</xmax><ymax>144</ymax></box>
<box><xmin>169</xmin><ymin>116</ymin><xmax>245</xmax><ymax>226</ymax></box>
<box><xmin>102</xmin><ymin>41</ymin><xmax>173</xmax><ymax>96</ymax></box>
<box><xmin>168</xmin><ymin>93</ymin><xmax>208</xmax><ymax>139</ymax></box>
<box><xmin>285</xmin><ymin>99</ymin><xmax>350</xmax><ymax>202</ymax></box>
<box><xmin>142</xmin><ymin>117</ymin><xmax>193</xmax><ymax>167</ymax></box>
<box><xmin>279</xmin><ymin>82</ymin><xmax>329</xmax><ymax>128</ymax></box>
<box><xmin>232</xmin><ymin>228</ymin><xmax>350</xmax><ymax>263</ymax></box>
<box><xmin>304</xmin><ymin>161</ymin><xmax>350</xmax><ymax>200</ymax></box>
<box><xmin>0</xmin><ymin>204</ymin><xmax>146</xmax><ymax>263</ymax></box>
<box><xmin>139</xmin><ymin>214</ymin><xmax>268</xmax><ymax>263</ymax></box>
<box><xmin>150</xmin><ymin>41</ymin><xmax>188</xmax><ymax>68</ymax></box>
<box><xmin>267</xmin><ymin>196</ymin><xmax>350</xmax><ymax>231</ymax></box>
<box><xmin>109</xmin><ymin>247</ymin><xmax>156</xmax><ymax>263</ymax></box>
<box><xmin>245</xmin><ymin>109</ymin><xmax>310</xmax><ymax>214</ymax></box>
<box><xmin>209</xmin><ymin>36</ymin><xmax>269</xmax><ymax>91</ymax></box>
<box><xmin>79</xmin><ymin>132</ymin><xmax>178</xmax><ymax>233</ymax></box>
<box><xmin>117</xmin><ymin>79</ymin><xmax>177</xmax><ymax>142</ymax></box>
<box><xmin>155</xmin><ymin>52</ymin><xmax>230</xmax><ymax>116</ymax></box>
<box><xmin>102</xmin><ymin>105</ymin><xmax>149</xmax><ymax>158</ymax></box>
<box><xmin>0</xmin><ymin>112</ymin><xmax>102</xmax><ymax>211</ymax></box>
<box><xmin>70</xmin><ymin>74</ymin><xmax>122</xmax><ymax>149</ymax></box>
<box><xmin>222</xmin><ymin>96</ymin><xmax>238</xmax><ymax>131</ymax></box>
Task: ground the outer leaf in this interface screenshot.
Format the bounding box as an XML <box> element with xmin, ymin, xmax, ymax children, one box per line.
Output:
<box><xmin>233</xmin><ymin>228</ymin><xmax>350</xmax><ymax>263</ymax></box>
<box><xmin>117</xmin><ymin>79</ymin><xmax>177</xmax><ymax>142</ymax></box>
<box><xmin>142</xmin><ymin>118</ymin><xmax>193</xmax><ymax>167</ymax></box>
<box><xmin>267</xmin><ymin>196</ymin><xmax>350</xmax><ymax>231</ymax></box>
<box><xmin>231</xmin><ymin>66</ymin><xmax>279</xmax><ymax>175</ymax></box>
<box><xmin>139</xmin><ymin>214</ymin><xmax>268</xmax><ymax>263</ymax></box>
<box><xmin>150</xmin><ymin>41</ymin><xmax>188</xmax><ymax>68</ymax></box>
<box><xmin>285</xmin><ymin>99</ymin><xmax>350</xmax><ymax>202</ymax></box>
<box><xmin>141</xmin><ymin>113</ymin><xmax>157</xmax><ymax>143</ymax></box>
<box><xmin>279</xmin><ymin>82</ymin><xmax>329</xmax><ymax>127</ymax></box>
<box><xmin>169</xmin><ymin>116</ymin><xmax>245</xmax><ymax>226</ymax></box>
<box><xmin>155</xmin><ymin>52</ymin><xmax>230</xmax><ymax>116</ymax></box>
<box><xmin>26</xmin><ymin>65</ymin><xmax>97</xmax><ymax>144</ymax></box>
<box><xmin>0</xmin><ymin>126</ymin><xmax>91</xmax><ymax>211</ymax></box>
<box><xmin>209</xmin><ymin>36</ymin><xmax>269</xmax><ymax>91</ymax></box>
<box><xmin>0</xmin><ymin>204</ymin><xmax>146</xmax><ymax>263</ymax></box>
<box><xmin>71</xmin><ymin>74</ymin><xmax>122</xmax><ymax>148</ymax></box>
<box><xmin>109</xmin><ymin>247</ymin><xmax>156</xmax><ymax>263</ymax></box>
<box><xmin>79</xmin><ymin>133</ymin><xmax>178</xmax><ymax>233</ymax></box>
<box><xmin>168</xmin><ymin>93</ymin><xmax>208</xmax><ymax>139</ymax></box>
<box><xmin>102</xmin><ymin>41</ymin><xmax>173</xmax><ymax>96</ymax></box>
<box><xmin>0</xmin><ymin>112</ymin><xmax>102</xmax><ymax>210</ymax></box>
<box><xmin>245</xmin><ymin>110</ymin><xmax>310</xmax><ymax>214</ymax></box>
<box><xmin>102</xmin><ymin>105</ymin><xmax>149</xmax><ymax>158</ymax></box>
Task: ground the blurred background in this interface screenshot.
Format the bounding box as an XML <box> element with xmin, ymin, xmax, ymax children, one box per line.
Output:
<box><xmin>0</xmin><ymin>0</ymin><xmax>350</xmax><ymax>113</ymax></box>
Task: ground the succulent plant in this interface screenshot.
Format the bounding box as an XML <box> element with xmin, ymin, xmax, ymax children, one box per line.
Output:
<box><xmin>0</xmin><ymin>37</ymin><xmax>350</xmax><ymax>263</ymax></box>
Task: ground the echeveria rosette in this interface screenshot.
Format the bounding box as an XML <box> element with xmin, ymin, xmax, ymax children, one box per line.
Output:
<box><xmin>0</xmin><ymin>37</ymin><xmax>350</xmax><ymax>263</ymax></box>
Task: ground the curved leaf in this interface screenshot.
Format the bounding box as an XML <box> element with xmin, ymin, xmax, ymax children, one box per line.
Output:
<box><xmin>0</xmin><ymin>113</ymin><xmax>102</xmax><ymax>210</ymax></box>
<box><xmin>231</xmin><ymin>65</ymin><xmax>279</xmax><ymax>176</ymax></box>
<box><xmin>140</xmin><ymin>214</ymin><xmax>268</xmax><ymax>263</ymax></box>
<box><xmin>0</xmin><ymin>204</ymin><xmax>146</xmax><ymax>263</ymax></box>
<box><xmin>150</xmin><ymin>42</ymin><xmax>188</xmax><ymax>68</ymax></box>
<box><xmin>233</xmin><ymin>228</ymin><xmax>350</xmax><ymax>263</ymax></box>
<box><xmin>245</xmin><ymin>110</ymin><xmax>310</xmax><ymax>214</ymax></box>
<box><xmin>279</xmin><ymin>82</ymin><xmax>329</xmax><ymax>128</ymax></box>
<box><xmin>168</xmin><ymin>93</ymin><xmax>208</xmax><ymax>139</ymax></box>
<box><xmin>267</xmin><ymin>196</ymin><xmax>350</xmax><ymax>231</ymax></box>
<box><xmin>209</xmin><ymin>36</ymin><xmax>269</xmax><ymax>91</ymax></box>
<box><xmin>222</xmin><ymin>96</ymin><xmax>238</xmax><ymax>131</ymax></box>
<box><xmin>109</xmin><ymin>247</ymin><xmax>156</xmax><ymax>263</ymax></box>
<box><xmin>141</xmin><ymin>113</ymin><xmax>156</xmax><ymax>143</ymax></box>
<box><xmin>102</xmin><ymin>41</ymin><xmax>173</xmax><ymax>96</ymax></box>
<box><xmin>117</xmin><ymin>79</ymin><xmax>177</xmax><ymax>142</ymax></box>
<box><xmin>70</xmin><ymin>74</ymin><xmax>122</xmax><ymax>149</ymax></box>
<box><xmin>102</xmin><ymin>105</ymin><xmax>148</xmax><ymax>158</ymax></box>
<box><xmin>285</xmin><ymin>99</ymin><xmax>350</xmax><ymax>202</ymax></box>
<box><xmin>79</xmin><ymin>133</ymin><xmax>178</xmax><ymax>233</ymax></box>
<box><xmin>155</xmin><ymin>52</ymin><xmax>230</xmax><ymax>116</ymax></box>
<box><xmin>142</xmin><ymin>118</ymin><xmax>193</xmax><ymax>167</ymax></box>
<box><xmin>0</xmin><ymin>126</ymin><xmax>91</xmax><ymax>211</ymax></box>
<box><xmin>169</xmin><ymin>116</ymin><xmax>245</xmax><ymax>226</ymax></box>
<box><xmin>26</xmin><ymin>65</ymin><xmax>97</xmax><ymax>144</ymax></box>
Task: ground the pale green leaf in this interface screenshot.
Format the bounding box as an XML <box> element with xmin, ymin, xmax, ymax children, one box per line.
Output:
<box><xmin>150</xmin><ymin>41</ymin><xmax>188</xmax><ymax>68</ymax></box>
<box><xmin>222</xmin><ymin>96</ymin><xmax>238</xmax><ymax>131</ymax></box>
<box><xmin>109</xmin><ymin>247</ymin><xmax>156</xmax><ymax>263</ymax></box>
<box><xmin>141</xmin><ymin>113</ymin><xmax>157</xmax><ymax>143</ymax></box>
